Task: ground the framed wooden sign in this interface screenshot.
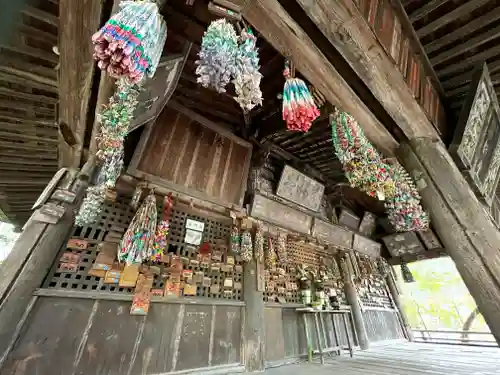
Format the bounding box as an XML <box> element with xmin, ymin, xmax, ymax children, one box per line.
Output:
<box><xmin>450</xmin><ymin>63</ymin><xmax>500</xmax><ymax>206</ymax></box>
<box><xmin>382</xmin><ymin>232</ymin><xmax>425</xmax><ymax>257</ymax></box>
<box><xmin>276</xmin><ymin>165</ymin><xmax>325</xmax><ymax>212</ymax></box>
<box><xmin>250</xmin><ymin>193</ymin><xmax>312</xmax><ymax>234</ymax></box>
<box><xmin>311</xmin><ymin>218</ymin><xmax>353</xmax><ymax>249</ymax></box>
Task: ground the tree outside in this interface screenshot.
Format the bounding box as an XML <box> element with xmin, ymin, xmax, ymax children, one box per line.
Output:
<box><xmin>0</xmin><ymin>221</ymin><xmax>19</xmax><ymax>263</ymax></box>
<box><xmin>396</xmin><ymin>257</ymin><xmax>488</xmax><ymax>333</ymax></box>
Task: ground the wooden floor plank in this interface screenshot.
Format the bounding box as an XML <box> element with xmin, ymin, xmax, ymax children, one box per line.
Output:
<box><xmin>260</xmin><ymin>343</ymin><xmax>500</xmax><ymax>374</ymax></box>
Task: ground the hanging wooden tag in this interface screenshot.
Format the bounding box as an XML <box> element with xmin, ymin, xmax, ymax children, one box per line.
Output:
<box><xmin>67</xmin><ymin>239</ymin><xmax>88</xmax><ymax>250</ymax></box>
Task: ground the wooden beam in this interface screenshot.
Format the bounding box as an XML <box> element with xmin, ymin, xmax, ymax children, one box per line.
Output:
<box><xmin>409</xmin><ymin>0</ymin><xmax>447</xmax><ymax>22</ymax></box>
<box><xmin>23</xmin><ymin>6</ymin><xmax>59</xmax><ymax>27</ymax></box>
<box><xmin>0</xmin><ymin>157</ymin><xmax>58</xmax><ymax>167</ymax></box>
<box><xmin>416</xmin><ymin>0</ymin><xmax>491</xmax><ymax>38</ymax></box>
<box><xmin>0</xmin><ymin>87</ymin><xmax>58</xmax><ymax>104</ymax></box>
<box><xmin>431</xmin><ymin>24</ymin><xmax>500</xmax><ymax>66</ymax></box>
<box><xmin>0</xmin><ymin>113</ymin><xmax>55</xmax><ymax>126</ymax></box>
<box><xmin>59</xmin><ymin>0</ymin><xmax>104</xmax><ymax>168</ymax></box>
<box><xmin>424</xmin><ymin>7</ymin><xmax>500</xmax><ymax>55</ymax></box>
<box><xmin>388</xmin><ymin>248</ymin><xmax>448</xmax><ymax>265</ymax></box>
<box><xmin>239</xmin><ymin>0</ymin><xmax>398</xmax><ymax>156</ymax></box>
<box><xmin>0</xmin><ymin>140</ymin><xmax>57</xmax><ymax>153</ymax></box>
<box><xmin>0</xmin><ymin>99</ymin><xmax>54</xmax><ymax>115</ymax></box>
<box><xmin>0</xmin><ymin>131</ymin><xmax>58</xmax><ymax>144</ymax></box>
<box><xmin>294</xmin><ymin>0</ymin><xmax>439</xmax><ymax>139</ymax></box>
<box><xmin>389</xmin><ymin>0</ymin><xmax>447</xmax><ymax>98</ymax></box>
<box><xmin>0</xmin><ymin>73</ymin><xmax>57</xmax><ymax>94</ymax></box>
<box><xmin>437</xmin><ymin>46</ymin><xmax>500</xmax><ymax>78</ymax></box>
<box><xmin>1</xmin><ymin>34</ymin><xmax>58</xmax><ymax>64</ymax></box>
<box><xmin>442</xmin><ymin>60</ymin><xmax>500</xmax><ymax>89</ymax></box>
<box><xmin>17</xmin><ymin>24</ymin><xmax>58</xmax><ymax>46</ymax></box>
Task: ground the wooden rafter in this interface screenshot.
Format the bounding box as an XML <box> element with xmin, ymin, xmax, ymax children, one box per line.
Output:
<box><xmin>409</xmin><ymin>0</ymin><xmax>448</xmax><ymax>22</ymax></box>
<box><xmin>437</xmin><ymin>46</ymin><xmax>500</xmax><ymax>78</ymax></box>
<box><xmin>424</xmin><ymin>7</ymin><xmax>500</xmax><ymax>55</ymax></box>
<box><xmin>239</xmin><ymin>0</ymin><xmax>398</xmax><ymax>156</ymax></box>
<box><xmin>23</xmin><ymin>6</ymin><xmax>59</xmax><ymax>27</ymax></box>
<box><xmin>416</xmin><ymin>0</ymin><xmax>491</xmax><ymax>38</ymax></box>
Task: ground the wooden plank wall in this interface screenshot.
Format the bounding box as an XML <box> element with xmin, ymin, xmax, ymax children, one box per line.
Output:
<box><xmin>355</xmin><ymin>0</ymin><xmax>447</xmax><ymax>134</ymax></box>
<box><xmin>135</xmin><ymin>106</ymin><xmax>251</xmax><ymax>207</ymax></box>
<box><xmin>362</xmin><ymin>308</ymin><xmax>406</xmax><ymax>342</ymax></box>
<box><xmin>0</xmin><ymin>297</ymin><xmax>243</xmax><ymax>375</ymax></box>
<box><xmin>263</xmin><ymin>307</ymin><xmax>357</xmax><ymax>366</ymax></box>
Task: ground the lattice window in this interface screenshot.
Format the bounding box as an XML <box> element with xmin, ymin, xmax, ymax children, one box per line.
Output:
<box><xmin>43</xmin><ymin>197</ymin><xmax>243</xmax><ymax>300</ymax></box>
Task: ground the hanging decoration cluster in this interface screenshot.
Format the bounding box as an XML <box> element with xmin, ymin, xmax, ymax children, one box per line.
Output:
<box><xmin>75</xmin><ymin>78</ymin><xmax>142</xmax><ymax>226</ymax></box>
<box><xmin>254</xmin><ymin>224</ymin><xmax>264</xmax><ymax>262</ymax></box>
<box><xmin>232</xmin><ymin>28</ymin><xmax>263</xmax><ymax>112</ymax></box>
<box><xmin>196</xmin><ymin>20</ymin><xmax>263</xmax><ymax>112</ymax></box>
<box><xmin>282</xmin><ymin>60</ymin><xmax>320</xmax><ymax>132</ymax></box>
<box><xmin>240</xmin><ymin>230</ymin><xmax>253</xmax><ymax>263</ymax></box>
<box><xmin>150</xmin><ymin>193</ymin><xmax>173</xmax><ymax>262</ymax></box>
<box><xmin>92</xmin><ymin>0</ymin><xmax>167</xmax><ymax>83</ymax></box>
<box><xmin>119</xmin><ymin>191</ymin><xmax>157</xmax><ymax>265</ymax></box>
<box><xmin>330</xmin><ymin>109</ymin><xmax>429</xmax><ymax>232</ymax></box>
<box><xmin>265</xmin><ymin>237</ymin><xmax>277</xmax><ymax>269</ymax></box>
<box><xmin>385</xmin><ymin>162</ymin><xmax>429</xmax><ymax>232</ymax></box>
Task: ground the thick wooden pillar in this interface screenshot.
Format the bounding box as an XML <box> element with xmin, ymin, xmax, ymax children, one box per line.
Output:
<box><xmin>398</xmin><ymin>138</ymin><xmax>500</xmax><ymax>344</ymax></box>
<box><xmin>0</xmin><ymin>159</ymin><xmax>96</xmax><ymax>363</ymax></box>
<box><xmin>340</xmin><ymin>254</ymin><xmax>369</xmax><ymax>349</ymax></box>
<box><xmin>386</xmin><ymin>271</ymin><xmax>414</xmax><ymax>341</ymax></box>
<box><xmin>242</xmin><ymin>259</ymin><xmax>265</xmax><ymax>371</ymax></box>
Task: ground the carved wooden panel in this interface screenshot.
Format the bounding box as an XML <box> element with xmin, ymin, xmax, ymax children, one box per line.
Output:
<box><xmin>338</xmin><ymin>208</ymin><xmax>360</xmax><ymax>230</ymax></box>
<box><xmin>129</xmin><ymin>52</ymin><xmax>188</xmax><ymax>132</ymax></box>
<box><xmin>132</xmin><ymin>106</ymin><xmax>251</xmax><ymax>207</ymax></box>
<box><xmin>358</xmin><ymin>211</ymin><xmax>377</xmax><ymax>237</ymax></box>
<box><xmin>450</xmin><ymin>63</ymin><xmax>500</xmax><ymax>206</ymax></box>
<box><xmin>382</xmin><ymin>232</ymin><xmax>425</xmax><ymax>257</ymax></box>
<box><xmin>276</xmin><ymin>165</ymin><xmax>325</xmax><ymax>212</ymax></box>
<box><xmin>352</xmin><ymin>234</ymin><xmax>381</xmax><ymax>258</ymax></box>
<box><xmin>311</xmin><ymin>218</ymin><xmax>353</xmax><ymax>249</ymax></box>
<box><xmin>250</xmin><ymin>193</ymin><xmax>312</xmax><ymax>234</ymax></box>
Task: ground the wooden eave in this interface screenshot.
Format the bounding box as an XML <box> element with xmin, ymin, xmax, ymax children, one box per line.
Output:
<box><xmin>0</xmin><ymin>0</ymin><xmax>59</xmax><ymax>227</ymax></box>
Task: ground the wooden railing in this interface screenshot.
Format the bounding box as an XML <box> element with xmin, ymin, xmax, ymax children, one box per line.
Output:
<box><xmin>413</xmin><ymin>329</ymin><xmax>498</xmax><ymax>348</ymax></box>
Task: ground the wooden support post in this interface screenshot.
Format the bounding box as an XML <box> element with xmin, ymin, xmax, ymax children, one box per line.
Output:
<box><xmin>340</xmin><ymin>254</ymin><xmax>369</xmax><ymax>349</ymax></box>
<box><xmin>0</xmin><ymin>159</ymin><xmax>96</xmax><ymax>361</ymax></box>
<box><xmin>398</xmin><ymin>139</ymin><xmax>500</xmax><ymax>344</ymax></box>
<box><xmin>242</xmin><ymin>259</ymin><xmax>265</xmax><ymax>371</ymax></box>
<box><xmin>386</xmin><ymin>271</ymin><xmax>414</xmax><ymax>341</ymax></box>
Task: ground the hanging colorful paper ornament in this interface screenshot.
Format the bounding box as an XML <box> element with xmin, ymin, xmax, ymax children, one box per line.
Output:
<box><xmin>119</xmin><ymin>190</ymin><xmax>157</xmax><ymax>264</ymax></box>
<box><xmin>232</xmin><ymin>27</ymin><xmax>263</xmax><ymax>112</ymax></box>
<box><xmin>254</xmin><ymin>224</ymin><xmax>264</xmax><ymax>262</ymax></box>
<box><xmin>282</xmin><ymin>60</ymin><xmax>320</xmax><ymax>132</ymax></box>
<box><xmin>276</xmin><ymin>232</ymin><xmax>288</xmax><ymax>263</ymax></box>
<box><xmin>240</xmin><ymin>230</ymin><xmax>253</xmax><ymax>263</ymax></box>
<box><xmin>265</xmin><ymin>236</ymin><xmax>277</xmax><ymax>269</ymax></box>
<box><xmin>330</xmin><ymin>109</ymin><xmax>394</xmax><ymax>200</ymax></box>
<box><xmin>385</xmin><ymin>162</ymin><xmax>429</xmax><ymax>232</ymax></box>
<box><xmin>75</xmin><ymin>185</ymin><xmax>106</xmax><ymax>226</ymax></box>
<box><xmin>97</xmin><ymin>78</ymin><xmax>142</xmax><ymax>188</ymax></box>
<box><xmin>92</xmin><ymin>0</ymin><xmax>167</xmax><ymax>83</ymax></box>
<box><xmin>150</xmin><ymin>193</ymin><xmax>173</xmax><ymax>262</ymax></box>
<box><xmin>230</xmin><ymin>225</ymin><xmax>241</xmax><ymax>255</ymax></box>
<box><xmin>196</xmin><ymin>19</ymin><xmax>239</xmax><ymax>93</ymax></box>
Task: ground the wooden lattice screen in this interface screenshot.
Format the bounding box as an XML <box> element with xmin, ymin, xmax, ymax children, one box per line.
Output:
<box><xmin>43</xmin><ymin>197</ymin><xmax>243</xmax><ymax>300</ymax></box>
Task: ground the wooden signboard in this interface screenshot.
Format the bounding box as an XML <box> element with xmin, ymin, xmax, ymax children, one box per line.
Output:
<box><xmin>250</xmin><ymin>193</ymin><xmax>312</xmax><ymax>234</ymax></box>
<box><xmin>276</xmin><ymin>165</ymin><xmax>325</xmax><ymax>212</ymax></box>
<box><xmin>129</xmin><ymin>48</ymin><xmax>189</xmax><ymax>132</ymax></box>
<box><xmin>358</xmin><ymin>212</ymin><xmax>376</xmax><ymax>237</ymax></box>
<box><xmin>338</xmin><ymin>208</ymin><xmax>360</xmax><ymax>230</ymax></box>
<box><xmin>450</xmin><ymin>63</ymin><xmax>500</xmax><ymax>206</ymax></box>
<box><xmin>417</xmin><ymin>228</ymin><xmax>442</xmax><ymax>250</ymax></box>
<box><xmin>311</xmin><ymin>218</ymin><xmax>353</xmax><ymax>249</ymax></box>
<box><xmin>352</xmin><ymin>234</ymin><xmax>381</xmax><ymax>258</ymax></box>
<box><xmin>382</xmin><ymin>232</ymin><xmax>425</xmax><ymax>257</ymax></box>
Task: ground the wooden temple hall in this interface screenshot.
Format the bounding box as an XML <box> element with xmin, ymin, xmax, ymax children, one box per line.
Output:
<box><xmin>2</xmin><ymin>0</ymin><xmax>500</xmax><ymax>374</ymax></box>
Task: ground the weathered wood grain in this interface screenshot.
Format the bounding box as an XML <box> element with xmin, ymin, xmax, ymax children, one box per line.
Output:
<box><xmin>295</xmin><ymin>0</ymin><xmax>440</xmax><ymax>139</ymax></box>
<box><xmin>398</xmin><ymin>141</ymin><xmax>500</xmax><ymax>344</ymax></box>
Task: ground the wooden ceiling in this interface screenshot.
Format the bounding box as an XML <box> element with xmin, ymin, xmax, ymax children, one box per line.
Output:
<box><xmin>404</xmin><ymin>0</ymin><xmax>500</xmax><ymax>119</ymax></box>
<box><xmin>0</xmin><ymin>0</ymin><xmax>59</xmax><ymax>227</ymax></box>
<box><xmin>160</xmin><ymin>0</ymin><xmax>386</xmax><ymax>216</ymax></box>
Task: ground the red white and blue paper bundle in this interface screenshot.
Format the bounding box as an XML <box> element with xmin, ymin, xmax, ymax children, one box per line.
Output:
<box><xmin>92</xmin><ymin>1</ymin><xmax>167</xmax><ymax>83</ymax></box>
